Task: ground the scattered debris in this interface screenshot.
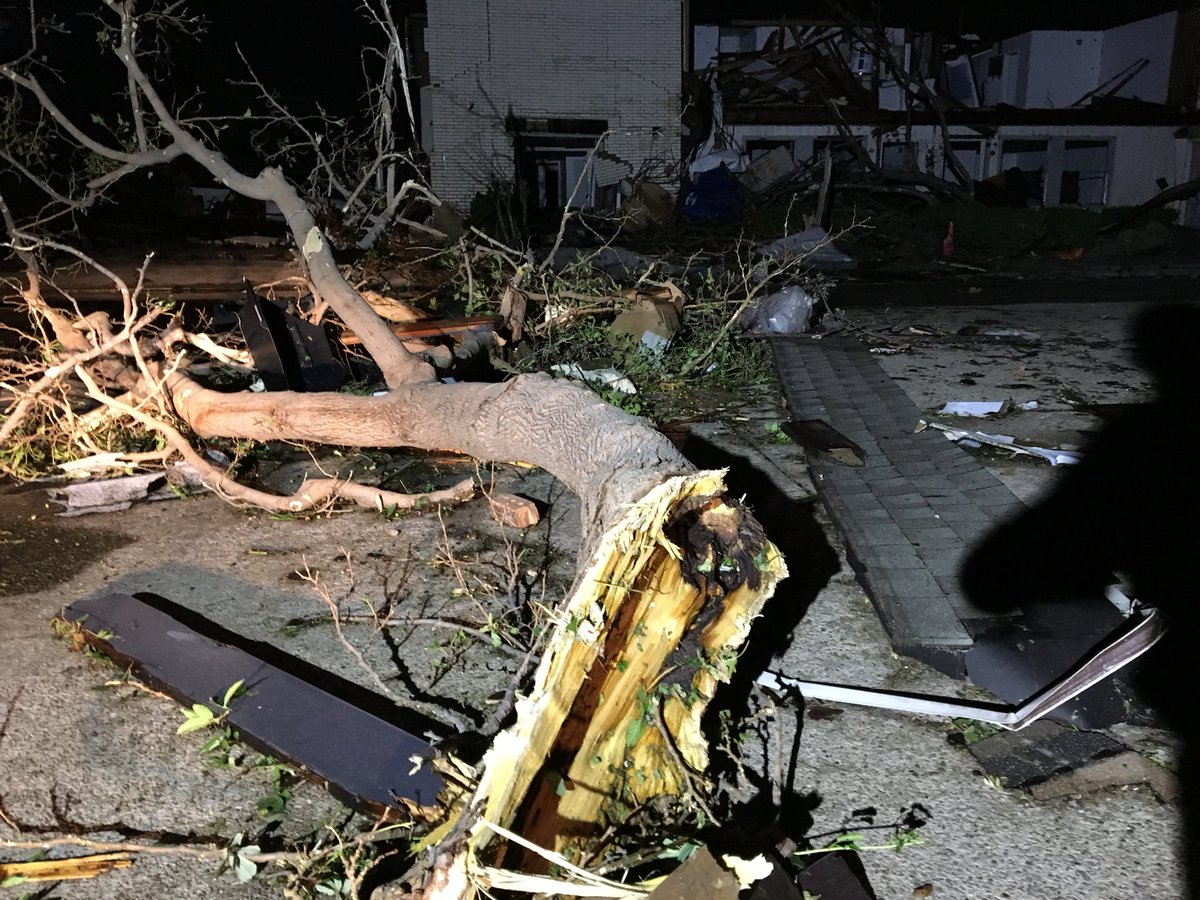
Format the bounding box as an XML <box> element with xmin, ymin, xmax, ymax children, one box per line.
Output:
<box><xmin>689</xmin><ymin>150</ymin><xmax>746</xmax><ymax>176</ymax></box>
<box><xmin>618</xmin><ymin>180</ymin><xmax>676</xmax><ymax>229</ymax></box>
<box><xmin>647</xmin><ymin>847</ymin><xmax>741</xmax><ymax>899</ymax></box>
<box><xmin>741</xmin><ymin>852</ymin><xmax>806</xmax><ymax>900</ymax></box>
<box><xmin>341</xmin><ymin>315</ymin><xmax>494</xmax><ymax>344</ymax></box>
<box><xmin>549</xmin><ymin>363</ymin><xmax>637</xmax><ymax>395</ymax></box>
<box><xmin>781</xmin><ymin>419</ymin><xmax>866</xmax><ymax>466</ymax></box>
<box><xmin>62</xmin><ymin>593</ymin><xmax>444</xmax><ymax>818</ymax></box>
<box><xmin>610</xmin><ymin>293</ymin><xmax>682</xmax><ymax>352</ymax></box>
<box><xmin>238</xmin><ymin>281</ymin><xmax>346</xmax><ymax>392</ymax></box>
<box><xmin>737</xmin><ymin>146</ymin><xmax>798</xmax><ymax>196</ymax></box>
<box><xmin>937</xmin><ymin>400</ymin><xmax>1010</xmax><ymax>417</ymax></box>
<box><xmin>681</xmin><ymin>164</ymin><xmax>744</xmax><ymax>222</ymax></box>
<box><xmin>487</xmin><ymin>492</ymin><xmax>540</xmax><ymax>529</ymax></box>
<box><xmin>757</xmin><ymin>605</ymin><xmax>1164</xmax><ymax>731</ymax></box>
<box><xmin>550</xmin><ymin>245</ymin><xmax>680</xmax><ymax>280</ymax></box>
<box><xmin>919</xmin><ymin>420</ymin><xmax>1082</xmax><ymax>466</ymax></box>
<box><xmin>980</xmin><ymin>327</ymin><xmax>1040</xmax><ymax>342</ymax></box>
<box><xmin>965</xmin><ymin>586</ymin><xmax>1155</xmax><ymax>731</ymax></box>
<box><xmin>792</xmin><ymin>851</ymin><xmax>877</xmax><ymax>900</ymax></box>
<box><xmin>955</xmin><ymin>326</ymin><xmax>1040</xmax><ymax>344</ymax></box>
<box><xmin>942</xmin><ymin>222</ymin><xmax>955</xmax><ymax>258</ymax></box>
<box><xmin>756</xmin><ymin>227</ymin><xmax>855</xmax><ymax>272</ymax></box>
<box><xmin>48</xmin><ymin>462</ymin><xmax>209</xmax><ymax>516</ymax></box>
<box><xmin>964</xmin><ymin>718</ymin><xmax>1127</xmax><ymax>790</ymax></box>
<box><xmin>740</xmin><ymin>285</ymin><xmax>816</xmax><ymax>334</ymax></box>
<box><xmin>359</xmin><ymin>289</ymin><xmax>433</xmax><ymax>325</ymax></box>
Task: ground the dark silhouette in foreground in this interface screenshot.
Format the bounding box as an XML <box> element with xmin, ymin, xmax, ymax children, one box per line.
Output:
<box><xmin>961</xmin><ymin>303</ymin><xmax>1200</xmax><ymax>894</ymax></box>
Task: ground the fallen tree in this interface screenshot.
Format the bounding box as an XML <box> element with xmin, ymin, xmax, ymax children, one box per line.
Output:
<box><xmin>0</xmin><ymin>3</ymin><xmax>786</xmax><ymax>895</ymax></box>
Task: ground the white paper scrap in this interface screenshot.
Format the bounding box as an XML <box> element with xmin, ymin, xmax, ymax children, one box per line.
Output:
<box><xmin>939</xmin><ymin>400</ymin><xmax>1007</xmax><ymax>416</ymax></box>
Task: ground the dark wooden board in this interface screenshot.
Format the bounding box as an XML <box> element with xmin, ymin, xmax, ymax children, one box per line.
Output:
<box><xmin>64</xmin><ymin>593</ymin><xmax>444</xmax><ymax>818</ymax></box>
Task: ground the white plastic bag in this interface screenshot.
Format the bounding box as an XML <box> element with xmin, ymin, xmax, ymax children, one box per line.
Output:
<box><xmin>740</xmin><ymin>285</ymin><xmax>815</xmax><ymax>334</ymax></box>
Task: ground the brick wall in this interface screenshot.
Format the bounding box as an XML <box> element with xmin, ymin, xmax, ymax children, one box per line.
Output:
<box><xmin>426</xmin><ymin>0</ymin><xmax>682</xmax><ymax>207</ymax></box>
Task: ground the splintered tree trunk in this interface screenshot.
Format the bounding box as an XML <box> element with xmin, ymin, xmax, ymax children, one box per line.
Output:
<box><xmin>168</xmin><ymin>370</ymin><xmax>787</xmax><ymax>880</ymax></box>
<box><xmin>473</xmin><ymin>471</ymin><xmax>786</xmax><ymax>872</ymax></box>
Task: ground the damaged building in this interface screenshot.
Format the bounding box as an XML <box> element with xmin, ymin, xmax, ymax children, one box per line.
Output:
<box><xmin>703</xmin><ymin>8</ymin><xmax>1200</xmax><ymax>215</ymax></box>
<box><xmin>421</xmin><ymin>0</ymin><xmax>684</xmax><ymax>212</ymax></box>
<box><xmin>418</xmin><ymin>1</ymin><xmax>1200</xmax><ymax>221</ymax></box>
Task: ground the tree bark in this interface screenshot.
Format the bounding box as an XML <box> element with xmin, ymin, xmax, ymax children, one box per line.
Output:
<box><xmin>167</xmin><ymin>372</ymin><xmax>690</xmax><ymax>541</ymax></box>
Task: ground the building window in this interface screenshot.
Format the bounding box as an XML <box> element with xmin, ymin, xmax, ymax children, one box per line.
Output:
<box><xmin>880</xmin><ymin>140</ymin><xmax>914</xmax><ymax>171</ymax></box>
<box><xmin>812</xmin><ymin>137</ymin><xmax>865</xmax><ymax>166</ymax></box>
<box><xmin>944</xmin><ymin>140</ymin><xmax>983</xmax><ymax>182</ymax></box>
<box><xmin>745</xmin><ymin>139</ymin><xmax>795</xmax><ymax>162</ymax></box>
<box><xmin>509</xmin><ymin>119</ymin><xmax>607</xmax><ymax>213</ymax></box>
<box><xmin>999</xmin><ymin>139</ymin><xmax>1049</xmax><ymax>204</ymax></box>
<box><xmin>1060</xmin><ymin>139</ymin><xmax>1111</xmax><ymax>206</ymax></box>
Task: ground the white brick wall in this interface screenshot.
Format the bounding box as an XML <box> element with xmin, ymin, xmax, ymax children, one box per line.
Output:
<box><xmin>426</xmin><ymin>0</ymin><xmax>682</xmax><ymax>207</ymax></box>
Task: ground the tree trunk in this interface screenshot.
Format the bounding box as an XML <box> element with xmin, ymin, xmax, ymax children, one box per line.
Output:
<box><xmin>166</xmin><ymin>371</ymin><xmax>787</xmax><ymax>883</ymax></box>
<box><xmin>168</xmin><ymin>371</ymin><xmax>689</xmax><ymax>541</ymax></box>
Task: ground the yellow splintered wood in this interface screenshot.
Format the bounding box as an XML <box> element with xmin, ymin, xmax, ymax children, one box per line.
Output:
<box><xmin>468</xmin><ymin>469</ymin><xmax>788</xmax><ymax>859</ymax></box>
<box><xmin>0</xmin><ymin>852</ymin><xmax>133</xmax><ymax>882</ymax></box>
<box><xmin>556</xmin><ymin>546</ymin><xmax>705</xmax><ymax>819</ymax></box>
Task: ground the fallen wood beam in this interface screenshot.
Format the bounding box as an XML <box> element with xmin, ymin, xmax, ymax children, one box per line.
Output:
<box><xmin>339</xmin><ymin>316</ymin><xmax>496</xmax><ymax>346</ymax></box>
<box><xmin>6</xmin><ymin>251</ymin><xmax>303</xmax><ymax>302</ymax></box>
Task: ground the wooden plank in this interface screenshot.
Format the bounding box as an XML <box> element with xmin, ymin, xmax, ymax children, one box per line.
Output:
<box><xmin>339</xmin><ymin>316</ymin><xmax>496</xmax><ymax>346</ymax></box>
<box><xmin>63</xmin><ymin>593</ymin><xmax>444</xmax><ymax>819</ymax></box>
<box><xmin>0</xmin><ymin>853</ymin><xmax>133</xmax><ymax>882</ymax></box>
<box><xmin>2</xmin><ymin>251</ymin><xmax>302</xmax><ymax>301</ymax></box>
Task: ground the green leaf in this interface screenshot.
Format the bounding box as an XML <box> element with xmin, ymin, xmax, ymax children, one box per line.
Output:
<box><xmin>198</xmin><ymin>734</ymin><xmax>223</xmax><ymax>754</ymax></box>
<box><xmin>256</xmin><ymin>792</ymin><xmax>288</xmax><ymax>818</ymax></box>
<box><xmin>489</xmin><ymin>630</ymin><xmax>501</xmax><ymax>649</ymax></box>
<box><xmin>625</xmin><ymin>715</ymin><xmax>645</xmax><ymax>748</ymax></box>
<box><xmin>177</xmin><ymin>703</ymin><xmax>215</xmax><ymax>734</ymax></box>
<box><xmin>222</xmin><ymin>679</ymin><xmax>246</xmax><ymax>708</ymax></box>
<box><xmin>1</xmin><ymin>875</ymin><xmax>28</xmax><ymax>888</ymax></box>
<box><xmin>826</xmin><ymin>832</ymin><xmax>864</xmax><ymax>852</ymax></box>
<box><xmin>671</xmin><ymin>841</ymin><xmax>700</xmax><ymax>862</ymax></box>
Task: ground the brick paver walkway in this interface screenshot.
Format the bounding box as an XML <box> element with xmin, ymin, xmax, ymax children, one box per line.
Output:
<box><xmin>771</xmin><ymin>335</ymin><xmax>1027</xmax><ymax>675</ymax></box>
